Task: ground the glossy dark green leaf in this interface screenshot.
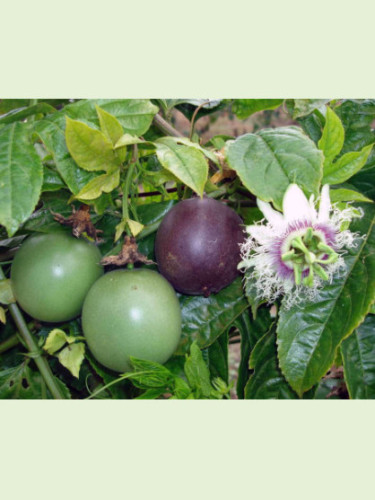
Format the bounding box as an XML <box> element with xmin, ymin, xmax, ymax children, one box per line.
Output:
<box><xmin>277</xmin><ymin>203</ymin><xmax>375</xmax><ymax>396</ymax></box>
<box><xmin>0</xmin><ymin>103</ymin><xmax>56</xmax><ymax>125</ymax></box>
<box><xmin>335</xmin><ymin>99</ymin><xmax>375</xmax><ymax>154</ymax></box>
<box><xmin>205</xmin><ymin>330</ymin><xmax>229</xmax><ymax>383</ymax></box>
<box><xmin>225</xmin><ymin>127</ymin><xmax>323</xmax><ymax>210</ymax></box>
<box><xmin>0</xmin><ymin>99</ymin><xmax>29</xmax><ymax>114</ymax></box>
<box><xmin>290</xmin><ymin>99</ymin><xmax>330</xmax><ymax>119</ymax></box>
<box><xmin>177</xmin><ymin>277</ymin><xmax>248</xmax><ymax>354</ymax></box>
<box><xmin>341</xmin><ymin>315</ymin><xmax>375</xmax><ymax>399</ymax></box>
<box><xmin>42</xmin><ymin>166</ymin><xmax>66</xmax><ymax>192</ymax></box>
<box><xmin>0</xmin><ymin>123</ymin><xmax>43</xmax><ymax>236</ymax></box>
<box><xmin>245</xmin><ymin>327</ymin><xmax>298</xmax><ymax>399</ymax></box>
<box><xmin>22</xmin><ymin>191</ymin><xmax>76</xmax><ymax>233</ymax></box>
<box><xmin>232</xmin><ymin>99</ymin><xmax>283</xmax><ymax>119</ymax></box>
<box><xmin>86</xmin><ymin>351</ymin><xmax>129</xmax><ymax>399</ymax></box>
<box><xmin>297</xmin><ymin>111</ymin><xmax>325</xmax><ymax>145</ymax></box>
<box><xmin>349</xmin><ymin>167</ymin><xmax>375</xmax><ymax>201</ymax></box>
<box><xmin>235</xmin><ymin>307</ymin><xmax>273</xmax><ymax>398</ymax></box>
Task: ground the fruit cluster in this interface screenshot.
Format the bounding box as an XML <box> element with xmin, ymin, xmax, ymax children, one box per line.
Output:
<box><xmin>11</xmin><ymin>198</ymin><xmax>244</xmax><ymax>372</ymax></box>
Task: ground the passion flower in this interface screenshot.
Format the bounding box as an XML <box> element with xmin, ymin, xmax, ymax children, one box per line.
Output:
<box><xmin>239</xmin><ymin>184</ymin><xmax>362</xmax><ymax>307</ymax></box>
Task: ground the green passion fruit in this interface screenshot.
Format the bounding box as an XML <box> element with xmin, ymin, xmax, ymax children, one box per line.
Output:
<box><xmin>82</xmin><ymin>268</ymin><xmax>182</xmax><ymax>373</ymax></box>
<box><xmin>155</xmin><ymin>197</ymin><xmax>245</xmax><ymax>296</ymax></box>
<box><xmin>11</xmin><ymin>232</ymin><xmax>103</xmax><ymax>323</ymax></box>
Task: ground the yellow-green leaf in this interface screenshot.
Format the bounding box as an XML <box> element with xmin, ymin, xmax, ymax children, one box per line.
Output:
<box><xmin>0</xmin><ymin>306</ymin><xmax>6</xmax><ymax>324</ymax></box>
<box><xmin>114</xmin><ymin>134</ymin><xmax>147</xmax><ymax>148</ymax></box>
<box><xmin>114</xmin><ymin>219</ymin><xmax>127</xmax><ymax>242</ymax></box>
<box><xmin>95</xmin><ymin>105</ymin><xmax>123</xmax><ymax>145</ymax></box>
<box><xmin>128</xmin><ymin>219</ymin><xmax>144</xmax><ymax>237</ymax></box>
<box><xmin>0</xmin><ymin>279</ymin><xmax>15</xmax><ymax>304</ymax></box>
<box><xmin>74</xmin><ymin>169</ymin><xmax>120</xmax><ymax>200</ymax></box>
<box><xmin>57</xmin><ymin>342</ymin><xmax>85</xmax><ymax>379</ymax></box>
<box><xmin>43</xmin><ymin>329</ymin><xmax>69</xmax><ymax>355</ymax></box>
<box><xmin>65</xmin><ymin>117</ymin><xmax>120</xmax><ymax>172</ymax></box>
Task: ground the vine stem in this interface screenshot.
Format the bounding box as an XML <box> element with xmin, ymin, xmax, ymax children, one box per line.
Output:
<box><xmin>152</xmin><ymin>113</ymin><xmax>183</xmax><ymax>138</ymax></box>
<box><xmin>0</xmin><ymin>333</ymin><xmax>19</xmax><ymax>353</ymax></box>
<box><xmin>0</xmin><ymin>268</ymin><xmax>65</xmax><ymax>399</ymax></box>
<box><xmin>189</xmin><ymin>100</ymin><xmax>210</xmax><ymax>140</ymax></box>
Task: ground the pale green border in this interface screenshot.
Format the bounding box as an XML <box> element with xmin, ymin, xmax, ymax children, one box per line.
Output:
<box><xmin>2</xmin><ymin>1</ymin><xmax>375</xmax><ymax>498</ymax></box>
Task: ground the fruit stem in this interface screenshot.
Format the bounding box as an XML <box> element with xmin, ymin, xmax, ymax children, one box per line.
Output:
<box><xmin>0</xmin><ymin>268</ymin><xmax>65</xmax><ymax>399</ymax></box>
<box><xmin>122</xmin><ymin>146</ymin><xmax>138</xmax><ymax>234</ymax></box>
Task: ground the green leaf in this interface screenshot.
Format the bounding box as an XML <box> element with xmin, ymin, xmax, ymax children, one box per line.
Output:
<box><xmin>164</xmin><ymin>136</ymin><xmax>219</xmax><ymax>165</ymax></box>
<box><xmin>86</xmin><ymin>351</ymin><xmax>129</xmax><ymax>399</ymax></box>
<box><xmin>225</xmin><ymin>127</ymin><xmax>323</xmax><ymax>210</ymax></box>
<box><xmin>57</xmin><ymin>342</ymin><xmax>85</xmax><ymax>379</ymax></box>
<box><xmin>42</xmin><ymin>166</ymin><xmax>65</xmax><ymax>192</ymax></box>
<box><xmin>0</xmin><ymin>123</ymin><xmax>43</xmax><ymax>236</ymax></box>
<box><xmin>205</xmin><ymin>330</ymin><xmax>229</xmax><ymax>383</ymax></box>
<box><xmin>177</xmin><ymin>277</ymin><xmax>248</xmax><ymax>354</ymax></box>
<box><xmin>114</xmin><ymin>134</ymin><xmax>148</xmax><ymax>148</ymax></box>
<box><xmin>232</xmin><ymin>99</ymin><xmax>283</xmax><ymax>119</ymax></box>
<box><xmin>74</xmin><ymin>169</ymin><xmax>120</xmax><ymax>200</ymax></box>
<box><xmin>34</xmin><ymin>114</ymin><xmax>96</xmax><ymax>195</ymax></box>
<box><xmin>135</xmin><ymin>388</ymin><xmax>167</xmax><ymax>399</ymax></box>
<box><xmin>0</xmin><ymin>363</ymin><xmax>46</xmax><ymax>399</ymax></box>
<box><xmin>245</xmin><ymin>328</ymin><xmax>298</xmax><ymax>399</ymax></box>
<box><xmin>0</xmin><ymin>103</ymin><xmax>56</xmax><ymax>125</ymax></box>
<box><xmin>341</xmin><ymin>315</ymin><xmax>375</xmax><ymax>399</ymax></box>
<box><xmin>184</xmin><ymin>341</ymin><xmax>215</xmax><ymax>398</ymax></box>
<box><xmin>291</xmin><ymin>99</ymin><xmax>330</xmax><ymax>119</ymax></box>
<box><xmin>235</xmin><ymin>308</ymin><xmax>273</xmax><ymax>398</ymax></box>
<box><xmin>129</xmin><ymin>357</ymin><xmax>174</xmax><ymax>388</ymax></box>
<box><xmin>335</xmin><ymin>100</ymin><xmax>375</xmax><ymax>154</ymax></box>
<box><xmin>66</xmin><ymin>99</ymin><xmax>159</xmax><ymax>136</ymax></box>
<box><xmin>0</xmin><ymin>279</ymin><xmax>15</xmax><ymax>304</ymax></box>
<box><xmin>155</xmin><ymin>137</ymin><xmax>208</xmax><ymax>196</ymax></box>
<box><xmin>329</xmin><ymin>188</ymin><xmax>373</xmax><ymax>204</ymax></box>
<box><xmin>173</xmin><ymin>377</ymin><xmax>192</xmax><ymax>399</ymax></box>
<box><xmin>277</xmin><ymin>203</ymin><xmax>375</xmax><ymax>396</ymax></box>
<box><xmin>95</xmin><ymin>105</ymin><xmax>123</xmax><ymax>145</ymax></box>
<box><xmin>65</xmin><ymin>117</ymin><xmax>120</xmax><ymax>172</ymax></box>
<box><xmin>323</xmin><ymin>144</ymin><xmax>373</xmax><ymax>184</ymax></box>
<box><xmin>318</xmin><ymin>106</ymin><xmax>345</xmax><ymax>167</ymax></box>
<box><xmin>245</xmin><ymin>277</ymin><xmax>267</xmax><ymax>318</ymax></box>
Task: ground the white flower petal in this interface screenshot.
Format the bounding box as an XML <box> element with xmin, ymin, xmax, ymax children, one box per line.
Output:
<box><xmin>246</xmin><ymin>224</ymin><xmax>273</xmax><ymax>244</ymax></box>
<box><xmin>283</xmin><ymin>184</ymin><xmax>316</xmax><ymax>223</ymax></box>
<box><xmin>257</xmin><ymin>199</ymin><xmax>284</xmax><ymax>227</ymax></box>
<box><xmin>318</xmin><ymin>184</ymin><xmax>331</xmax><ymax>222</ymax></box>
